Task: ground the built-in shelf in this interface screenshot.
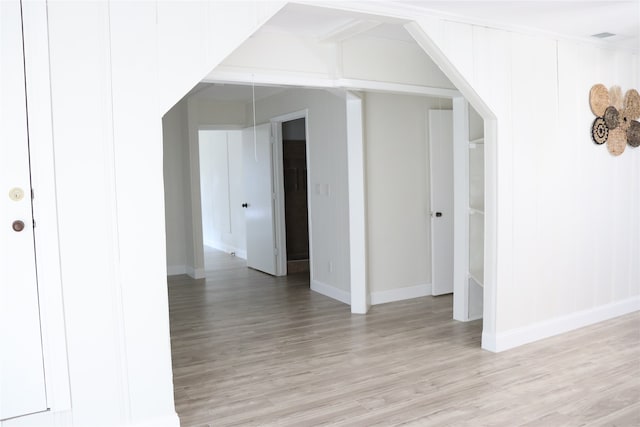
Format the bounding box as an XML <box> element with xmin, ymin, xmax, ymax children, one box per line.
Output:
<box><xmin>453</xmin><ymin>100</ymin><xmax>485</xmax><ymax>322</ymax></box>
<box><xmin>468</xmin><ymin>272</ymin><xmax>484</xmax><ymax>288</ymax></box>
<box><xmin>468</xmin><ymin>104</ymin><xmax>484</xmax><ymax>302</ymax></box>
<box><xmin>469</xmin><ymin>207</ymin><xmax>484</xmax><ymax>216</ymax></box>
<box><xmin>469</xmin><ymin>143</ymin><xmax>484</xmax><ymax>212</ymax></box>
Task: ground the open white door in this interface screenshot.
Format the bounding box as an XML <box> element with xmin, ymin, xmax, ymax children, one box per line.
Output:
<box><xmin>0</xmin><ymin>0</ymin><xmax>48</xmax><ymax>420</ymax></box>
<box><xmin>242</xmin><ymin>123</ymin><xmax>277</xmax><ymax>275</ymax></box>
<box><xmin>429</xmin><ymin>110</ymin><xmax>454</xmax><ymax>296</ymax></box>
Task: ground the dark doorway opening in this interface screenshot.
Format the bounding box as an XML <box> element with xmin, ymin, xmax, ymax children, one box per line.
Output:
<box><xmin>282</xmin><ymin>118</ymin><xmax>309</xmax><ymax>274</ymax></box>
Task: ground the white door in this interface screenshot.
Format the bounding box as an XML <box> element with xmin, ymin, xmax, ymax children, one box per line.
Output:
<box><xmin>429</xmin><ymin>110</ymin><xmax>454</xmax><ymax>295</ymax></box>
<box><xmin>242</xmin><ymin>124</ymin><xmax>277</xmax><ymax>275</ymax></box>
<box><xmin>0</xmin><ymin>0</ymin><xmax>48</xmax><ymax>420</ymax></box>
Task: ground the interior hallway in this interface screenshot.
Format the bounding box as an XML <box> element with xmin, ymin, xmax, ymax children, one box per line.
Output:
<box><xmin>168</xmin><ymin>249</ymin><xmax>640</xmax><ymax>426</ymax></box>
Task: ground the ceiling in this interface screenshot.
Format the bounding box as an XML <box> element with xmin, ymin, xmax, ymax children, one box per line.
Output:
<box><xmin>196</xmin><ymin>1</ymin><xmax>638</xmax><ymax>102</ymax></box>
<box><xmin>393</xmin><ymin>1</ymin><xmax>639</xmax><ymax>49</ymax></box>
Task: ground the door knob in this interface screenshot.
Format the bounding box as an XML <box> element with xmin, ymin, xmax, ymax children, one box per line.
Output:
<box><xmin>242</xmin><ymin>203</ymin><xmax>248</xmax><ymax>208</ymax></box>
<box><xmin>435</xmin><ymin>212</ymin><xmax>443</xmax><ymax>218</ymax></box>
<box><xmin>12</xmin><ymin>220</ymin><xmax>25</xmax><ymax>232</ymax></box>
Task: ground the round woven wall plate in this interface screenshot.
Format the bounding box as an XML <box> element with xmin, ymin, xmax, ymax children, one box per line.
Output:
<box><xmin>591</xmin><ymin>117</ymin><xmax>608</xmax><ymax>145</ymax></box>
<box><xmin>627</xmin><ymin>120</ymin><xmax>640</xmax><ymax>148</ymax></box>
<box><xmin>607</xmin><ymin>127</ymin><xmax>626</xmax><ymax>156</ymax></box>
<box><xmin>604</xmin><ymin>106</ymin><xmax>619</xmax><ymax>129</ymax></box>
<box><xmin>623</xmin><ymin>89</ymin><xmax>640</xmax><ymax>120</ymax></box>
<box><xmin>610</xmin><ymin>85</ymin><xmax>624</xmax><ymax>110</ymax></box>
<box><xmin>589</xmin><ymin>84</ymin><xmax>610</xmax><ymax>116</ymax></box>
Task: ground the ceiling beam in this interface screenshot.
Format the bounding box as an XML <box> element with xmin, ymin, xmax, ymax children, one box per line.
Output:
<box><xmin>319</xmin><ymin>19</ymin><xmax>382</xmax><ymax>43</ymax></box>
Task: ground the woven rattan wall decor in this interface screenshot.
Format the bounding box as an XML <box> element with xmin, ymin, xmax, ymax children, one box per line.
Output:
<box><xmin>590</xmin><ymin>85</ymin><xmax>640</xmax><ymax>155</ymax></box>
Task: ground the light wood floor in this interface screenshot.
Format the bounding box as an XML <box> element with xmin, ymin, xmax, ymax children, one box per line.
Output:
<box><xmin>169</xmin><ymin>250</ymin><xmax>640</xmax><ymax>426</ymax></box>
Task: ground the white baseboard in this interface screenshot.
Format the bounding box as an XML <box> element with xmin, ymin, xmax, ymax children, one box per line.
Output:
<box><xmin>167</xmin><ymin>265</ymin><xmax>205</xmax><ymax>279</ymax></box>
<box><xmin>129</xmin><ymin>413</ymin><xmax>180</xmax><ymax>427</ymax></box>
<box><xmin>311</xmin><ymin>280</ymin><xmax>350</xmax><ymax>305</ymax></box>
<box><xmin>482</xmin><ymin>295</ymin><xmax>640</xmax><ymax>353</ymax></box>
<box><xmin>1</xmin><ymin>411</ymin><xmax>179</xmax><ymax>427</ymax></box>
<box><xmin>1</xmin><ymin>409</ymin><xmax>72</xmax><ymax>427</ymax></box>
<box><xmin>186</xmin><ymin>265</ymin><xmax>205</xmax><ymax>279</ymax></box>
<box><xmin>204</xmin><ymin>242</ymin><xmax>247</xmax><ymax>260</ymax></box>
<box><xmin>371</xmin><ymin>283</ymin><xmax>432</xmax><ymax>305</ymax></box>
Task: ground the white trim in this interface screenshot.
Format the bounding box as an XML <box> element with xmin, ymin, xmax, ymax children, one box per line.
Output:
<box><xmin>452</xmin><ymin>97</ymin><xmax>469</xmax><ymax>321</ymax></box>
<box><xmin>346</xmin><ymin>92</ymin><xmax>369</xmax><ymax>314</ymax></box>
<box><xmin>337</xmin><ymin>78</ymin><xmax>459</xmax><ymax>98</ymax></box>
<box><xmin>21</xmin><ymin>1</ymin><xmax>71</xmax><ymax>412</ymax></box>
<box><xmin>166</xmin><ymin>265</ymin><xmax>205</xmax><ymax>279</ymax></box>
<box><xmin>204</xmin><ymin>69</ymin><xmax>461</xmax><ymax>100</ymax></box>
<box><xmin>482</xmin><ymin>296</ymin><xmax>640</xmax><ymax>353</ymax></box>
<box><xmin>270</xmin><ymin>109</ymin><xmax>311</xmax><ymax>278</ymax></box>
<box><xmin>311</xmin><ymin>280</ymin><xmax>351</xmax><ymax>306</ymax></box>
<box><xmin>186</xmin><ymin>266</ymin><xmax>205</xmax><ymax>279</ymax></box>
<box><xmin>127</xmin><ymin>413</ymin><xmax>180</xmax><ymax>427</ymax></box>
<box><xmin>205</xmin><ymin>68</ymin><xmax>335</xmax><ymax>89</ymax></box>
<box><xmin>0</xmin><ymin>409</ymin><xmax>73</xmax><ymax>427</ymax></box>
<box><xmin>203</xmin><ymin>242</ymin><xmax>247</xmax><ymax>260</ymax></box>
<box><xmin>371</xmin><ymin>283</ymin><xmax>432</xmax><ymax>305</ymax></box>
<box><xmin>404</xmin><ymin>20</ymin><xmax>498</xmax><ymax>348</ymax></box>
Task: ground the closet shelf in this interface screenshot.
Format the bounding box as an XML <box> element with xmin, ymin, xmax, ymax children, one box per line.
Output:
<box><xmin>468</xmin><ymin>272</ymin><xmax>484</xmax><ymax>288</ymax></box>
<box><xmin>469</xmin><ymin>137</ymin><xmax>484</xmax><ymax>146</ymax></box>
<box><xmin>469</xmin><ymin>207</ymin><xmax>484</xmax><ymax>216</ymax></box>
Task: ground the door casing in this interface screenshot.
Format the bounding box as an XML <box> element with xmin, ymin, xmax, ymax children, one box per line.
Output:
<box><xmin>271</xmin><ymin>110</ymin><xmax>312</xmax><ymax>278</ymax></box>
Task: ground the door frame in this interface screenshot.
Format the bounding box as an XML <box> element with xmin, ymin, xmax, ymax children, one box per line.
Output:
<box><xmin>16</xmin><ymin>0</ymin><xmax>71</xmax><ymax>414</ymax></box>
<box><xmin>270</xmin><ymin>110</ymin><xmax>312</xmax><ymax>278</ymax></box>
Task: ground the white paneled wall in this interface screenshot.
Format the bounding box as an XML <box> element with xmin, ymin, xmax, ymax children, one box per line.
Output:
<box><xmin>414</xmin><ymin>16</ymin><xmax>639</xmax><ymax>350</ymax></box>
<box><xmin>10</xmin><ymin>2</ymin><xmax>639</xmax><ymax>426</ymax></box>
<box><xmin>8</xmin><ymin>1</ymin><xmax>284</xmax><ymax>426</ymax></box>
<box><xmin>157</xmin><ymin>1</ymin><xmax>286</xmax><ymax>114</ymax></box>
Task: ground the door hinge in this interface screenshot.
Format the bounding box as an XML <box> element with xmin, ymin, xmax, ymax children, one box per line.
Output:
<box><xmin>274</xmin><ymin>248</ymin><xmax>278</xmax><ymax>255</ymax></box>
<box><xmin>31</xmin><ymin>189</ymin><xmax>35</xmax><ymax>200</ymax></box>
<box><xmin>32</xmin><ymin>219</ymin><xmax>36</xmax><ymax>228</ymax></box>
<box><xmin>272</xmin><ymin>193</ymin><xmax>277</xmax><ymax>200</ymax></box>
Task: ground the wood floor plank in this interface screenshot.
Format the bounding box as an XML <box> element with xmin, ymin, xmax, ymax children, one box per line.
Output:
<box><xmin>169</xmin><ymin>249</ymin><xmax>640</xmax><ymax>426</ymax></box>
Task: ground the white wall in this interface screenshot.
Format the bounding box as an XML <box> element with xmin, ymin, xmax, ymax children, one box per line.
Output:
<box><xmin>163</xmin><ymin>99</ymin><xmax>192</xmax><ymax>275</ymax></box>
<box><xmin>341</xmin><ymin>35</ymin><xmax>454</xmax><ymax>89</ymax></box>
<box><xmin>199</xmin><ymin>130</ymin><xmax>246</xmax><ymax>257</ymax></box>
<box><xmin>364</xmin><ymin>92</ymin><xmax>452</xmax><ymax>302</ymax></box>
<box><xmin>12</xmin><ymin>3</ymin><xmax>637</xmax><ymax>426</ymax></box>
<box><xmin>253</xmin><ymin>88</ymin><xmax>351</xmax><ymax>299</ymax></box>
<box><xmin>163</xmin><ymin>96</ymin><xmax>247</xmax><ymax>276</ymax></box>
<box><xmin>193</xmin><ymin>97</ymin><xmax>247</xmax><ymax>126</ymax></box>
<box><xmin>412</xmin><ymin>16</ymin><xmax>639</xmax><ymax>350</ymax></box>
<box><xmin>6</xmin><ymin>1</ymin><xmax>285</xmax><ymax>426</ymax></box>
